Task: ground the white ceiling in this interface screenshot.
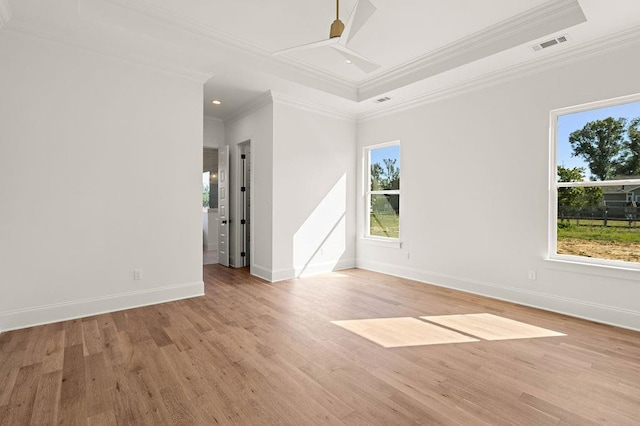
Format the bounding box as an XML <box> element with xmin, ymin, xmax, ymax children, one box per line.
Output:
<box><xmin>3</xmin><ymin>0</ymin><xmax>640</xmax><ymax>120</ymax></box>
<box><xmin>132</xmin><ymin>0</ymin><xmax>557</xmax><ymax>82</ymax></box>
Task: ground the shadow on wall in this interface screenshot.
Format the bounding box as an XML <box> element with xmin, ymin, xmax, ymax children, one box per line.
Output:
<box><xmin>293</xmin><ymin>174</ymin><xmax>347</xmax><ymax>277</ymax></box>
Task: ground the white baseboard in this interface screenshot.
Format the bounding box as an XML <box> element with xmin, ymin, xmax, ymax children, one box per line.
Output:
<box><xmin>0</xmin><ymin>281</ymin><xmax>204</xmax><ymax>333</ymax></box>
<box><xmin>251</xmin><ymin>259</ymin><xmax>357</xmax><ymax>283</ymax></box>
<box><xmin>270</xmin><ymin>267</ymin><xmax>295</xmax><ymax>283</ymax></box>
<box><xmin>356</xmin><ymin>259</ymin><xmax>640</xmax><ymax>332</ymax></box>
<box><xmin>251</xmin><ymin>264</ymin><xmax>273</xmax><ymax>282</ymax></box>
<box><xmin>251</xmin><ymin>264</ymin><xmax>294</xmax><ymax>282</ymax></box>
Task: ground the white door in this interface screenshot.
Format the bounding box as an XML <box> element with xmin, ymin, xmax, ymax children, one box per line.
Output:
<box><xmin>218</xmin><ymin>146</ymin><xmax>230</xmax><ymax>266</ymax></box>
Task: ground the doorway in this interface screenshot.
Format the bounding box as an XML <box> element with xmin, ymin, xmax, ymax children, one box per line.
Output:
<box><xmin>203</xmin><ymin>147</ymin><xmax>219</xmax><ymax>265</ymax></box>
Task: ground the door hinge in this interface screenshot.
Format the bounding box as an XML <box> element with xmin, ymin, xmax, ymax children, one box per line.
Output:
<box><xmin>241</xmin><ymin>219</ymin><xmax>246</xmax><ymax>225</ymax></box>
<box><xmin>240</xmin><ymin>252</ymin><xmax>246</xmax><ymax>257</ymax></box>
<box><xmin>241</xmin><ymin>154</ymin><xmax>246</xmax><ymax>159</ymax></box>
<box><xmin>241</xmin><ymin>186</ymin><xmax>246</xmax><ymax>192</ymax></box>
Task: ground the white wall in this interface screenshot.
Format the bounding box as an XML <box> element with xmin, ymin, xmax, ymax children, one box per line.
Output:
<box><xmin>222</xmin><ymin>96</ymin><xmax>357</xmax><ymax>281</ymax></box>
<box><xmin>272</xmin><ymin>103</ymin><xmax>357</xmax><ymax>280</ymax></box>
<box><xmin>357</xmin><ymin>43</ymin><xmax>640</xmax><ymax>331</ymax></box>
<box><xmin>224</xmin><ymin>101</ymin><xmax>274</xmax><ymax>278</ymax></box>
<box><xmin>204</xmin><ymin>116</ymin><xmax>224</xmax><ymax>148</ymax></box>
<box><xmin>0</xmin><ymin>32</ymin><xmax>205</xmax><ymax>331</ymax></box>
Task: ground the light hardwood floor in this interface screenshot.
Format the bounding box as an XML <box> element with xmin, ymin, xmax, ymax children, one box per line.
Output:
<box><xmin>1</xmin><ymin>265</ymin><xmax>639</xmax><ymax>425</ymax></box>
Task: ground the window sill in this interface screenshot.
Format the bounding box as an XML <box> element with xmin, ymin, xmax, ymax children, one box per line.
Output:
<box><xmin>360</xmin><ymin>237</ymin><xmax>402</xmax><ymax>249</ymax></box>
<box><xmin>545</xmin><ymin>256</ymin><xmax>640</xmax><ymax>281</ymax></box>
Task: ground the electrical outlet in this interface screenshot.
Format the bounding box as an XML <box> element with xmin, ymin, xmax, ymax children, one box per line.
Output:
<box><xmin>133</xmin><ymin>269</ymin><xmax>143</xmax><ymax>280</ymax></box>
<box><xmin>528</xmin><ymin>270</ymin><xmax>537</xmax><ymax>281</ymax></box>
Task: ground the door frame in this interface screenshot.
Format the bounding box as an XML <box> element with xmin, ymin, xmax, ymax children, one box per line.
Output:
<box><xmin>232</xmin><ymin>140</ymin><xmax>253</xmax><ymax>270</ymax></box>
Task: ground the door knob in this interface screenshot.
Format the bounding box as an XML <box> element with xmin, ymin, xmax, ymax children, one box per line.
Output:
<box><xmin>221</xmin><ymin>220</ymin><xmax>227</xmax><ymax>224</ymax></box>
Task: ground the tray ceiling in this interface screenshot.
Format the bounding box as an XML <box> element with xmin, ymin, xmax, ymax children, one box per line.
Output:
<box><xmin>3</xmin><ymin>0</ymin><xmax>640</xmax><ymax>119</ymax></box>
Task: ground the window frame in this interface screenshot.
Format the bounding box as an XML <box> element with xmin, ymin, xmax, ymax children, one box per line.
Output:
<box><xmin>549</xmin><ymin>93</ymin><xmax>640</xmax><ymax>270</ymax></box>
<box><xmin>364</xmin><ymin>140</ymin><xmax>401</xmax><ymax>242</ymax></box>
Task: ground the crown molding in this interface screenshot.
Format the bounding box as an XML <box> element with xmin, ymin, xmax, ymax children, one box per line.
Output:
<box><xmin>96</xmin><ymin>0</ymin><xmax>586</xmax><ymax>102</ymax></box>
<box><xmin>224</xmin><ymin>91</ymin><xmax>274</xmax><ymax>124</ymax></box>
<box><xmin>358</xmin><ymin>25</ymin><xmax>640</xmax><ymax>122</ymax></box>
<box><xmin>223</xmin><ymin>91</ymin><xmax>356</xmax><ymax>124</ymax></box>
<box><xmin>5</xmin><ymin>18</ymin><xmax>213</xmax><ymax>84</ymax></box>
<box><xmin>0</xmin><ymin>0</ymin><xmax>12</xmax><ymax>29</ymax></box>
<box><xmin>12</xmin><ymin>0</ymin><xmax>588</xmax><ymax>103</ymax></box>
<box><xmin>271</xmin><ymin>93</ymin><xmax>357</xmax><ymax>122</ymax></box>
<box><xmin>96</xmin><ymin>0</ymin><xmax>358</xmax><ymax>101</ymax></box>
<box><xmin>357</xmin><ymin>0</ymin><xmax>586</xmax><ymax>101</ymax></box>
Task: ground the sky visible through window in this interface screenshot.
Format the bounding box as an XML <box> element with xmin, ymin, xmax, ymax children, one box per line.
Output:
<box><xmin>557</xmin><ymin>100</ymin><xmax>640</xmax><ymax>180</ymax></box>
<box><xmin>370</xmin><ymin>145</ymin><xmax>400</xmax><ymax>169</ymax></box>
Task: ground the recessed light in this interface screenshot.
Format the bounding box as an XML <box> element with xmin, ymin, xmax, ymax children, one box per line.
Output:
<box><xmin>345</xmin><ymin>59</ymin><xmax>352</xmax><ymax>64</ymax></box>
<box><xmin>211</xmin><ymin>100</ymin><xmax>221</xmax><ymax>105</ymax></box>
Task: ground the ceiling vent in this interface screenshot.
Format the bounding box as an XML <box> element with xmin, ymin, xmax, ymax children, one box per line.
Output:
<box><xmin>532</xmin><ymin>35</ymin><xmax>569</xmax><ymax>52</ymax></box>
<box><xmin>375</xmin><ymin>96</ymin><xmax>391</xmax><ymax>104</ymax></box>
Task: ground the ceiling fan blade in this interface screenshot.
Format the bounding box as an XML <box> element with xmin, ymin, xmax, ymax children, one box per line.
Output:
<box><xmin>330</xmin><ymin>44</ymin><xmax>381</xmax><ymax>73</ymax></box>
<box><xmin>274</xmin><ymin>37</ymin><xmax>339</xmax><ymax>56</ymax></box>
<box><xmin>340</xmin><ymin>0</ymin><xmax>376</xmax><ymax>46</ymax></box>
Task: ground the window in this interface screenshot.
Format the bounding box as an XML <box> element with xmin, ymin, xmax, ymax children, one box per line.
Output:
<box><xmin>550</xmin><ymin>94</ymin><xmax>640</xmax><ymax>268</ymax></box>
<box><xmin>202</xmin><ymin>172</ymin><xmax>210</xmax><ymax>209</ymax></box>
<box><xmin>203</xmin><ymin>147</ymin><xmax>219</xmax><ymax>209</ymax></box>
<box><xmin>203</xmin><ymin>171</ymin><xmax>218</xmax><ymax>209</ymax></box>
<box><xmin>365</xmin><ymin>142</ymin><xmax>400</xmax><ymax>239</ymax></box>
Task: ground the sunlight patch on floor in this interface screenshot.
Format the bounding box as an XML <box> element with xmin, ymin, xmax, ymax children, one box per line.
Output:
<box><xmin>332</xmin><ymin>313</ymin><xmax>566</xmax><ymax>348</ymax></box>
<box><xmin>331</xmin><ymin>317</ymin><xmax>479</xmax><ymax>348</ymax></box>
<box><xmin>421</xmin><ymin>313</ymin><xmax>566</xmax><ymax>341</ymax></box>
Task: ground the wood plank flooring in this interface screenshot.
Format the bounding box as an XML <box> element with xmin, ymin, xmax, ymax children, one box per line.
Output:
<box><xmin>1</xmin><ymin>265</ymin><xmax>639</xmax><ymax>425</ymax></box>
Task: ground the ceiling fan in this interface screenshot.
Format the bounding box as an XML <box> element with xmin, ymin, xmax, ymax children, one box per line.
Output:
<box><xmin>274</xmin><ymin>0</ymin><xmax>381</xmax><ymax>73</ymax></box>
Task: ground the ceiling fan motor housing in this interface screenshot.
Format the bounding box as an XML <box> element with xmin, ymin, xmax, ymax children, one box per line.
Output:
<box><xmin>330</xmin><ymin>19</ymin><xmax>345</xmax><ymax>38</ymax></box>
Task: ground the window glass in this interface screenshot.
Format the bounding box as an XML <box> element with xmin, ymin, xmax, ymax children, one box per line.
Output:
<box><xmin>367</xmin><ymin>143</ymin><xmax>400</xmax><ymax>240</ymax></box>
<box><xmin>370</xmin><ymin>145</ymin><xmax>400</xmax><ymax>191</ymax></box>
<box><xmin>202</xmin><ymin>172</ymin><xmax>210</xmax><ymax>209</ymax></box>
<box><xmin>554</xmin><ymin>97</ymin><xmax>640</xmax><ymax>265</ymax></box>
<box><xmin>370</xmin><ymin>194</ymin><xmax>399</xmax><ymax>238</ymax></box>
